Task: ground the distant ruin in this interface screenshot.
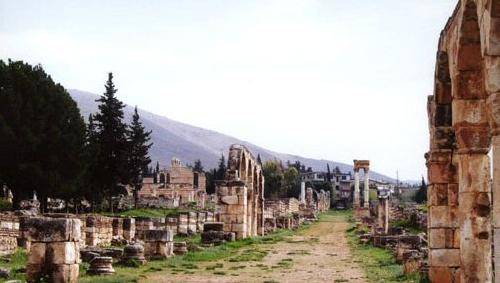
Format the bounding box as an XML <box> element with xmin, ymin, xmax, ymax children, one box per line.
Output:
<box><xmin>137</xmin><ymin>158</ymin><xmax>207</xmax><ymax>208</ymax></box>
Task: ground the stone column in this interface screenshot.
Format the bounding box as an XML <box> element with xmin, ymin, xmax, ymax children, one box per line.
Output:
<box><xmin>486</xmin><ymin>55</ymin><xmax>500</xmax><ymax>282</ymax></box>
<box><xmin>122</xmin><ymin>218</ymin><xmax>135</xmax><ymax>241</ymax></box>
<box><xmin>26</xmin><ymin>217</ymin><xmax>81</xmax><ymax>283</ymax></box>
<box><xmin>491</xmin><ymin>103</ymin><xmax>500</xmax><ymax>283</ymax></box>
<box><xmin>427</xmin><ymin>149</ymin><xmax>460</xmax><ymax>282</ymax></box>
<box><xmin>363</xmin><ymin>169</ymin><xmax>370</xmax><ymax>208</ymax></box>
<box><xmin>353</xmin><ymin>170</ymin><xmax>360</xmax><ymax>208</ymax></box>
<box><xmin>377</xmin><ymin>197</ymin><xmax>389</xmax><ymax>234</ymax></box>
<box><xmin>300</xmin><ymin>182</ymin><xmax>306</xmax><ymax>203</ymax></box>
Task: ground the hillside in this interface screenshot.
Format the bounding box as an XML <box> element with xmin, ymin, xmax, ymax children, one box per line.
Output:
<box><xmin>69</xmin><ymin>89</ymin><xmax>395</xmax><ymax>182</ymax></box>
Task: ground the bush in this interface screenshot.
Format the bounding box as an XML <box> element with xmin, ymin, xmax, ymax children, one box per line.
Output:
<box><xmin>0</xmin><ymin>199</ymin><xmax>12</xmax><ymax>211</ymax></box>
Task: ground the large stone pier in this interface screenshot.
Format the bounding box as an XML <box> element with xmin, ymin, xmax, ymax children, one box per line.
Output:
<box><xmin>427</xmin><ymin>1</ymin><xmax>500</xmax><ymax>281</ymax></box>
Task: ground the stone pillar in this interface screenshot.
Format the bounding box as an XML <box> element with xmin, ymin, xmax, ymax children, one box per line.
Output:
<box><xmin>26</xmin><ymin>217</ymin><xmax>81</xmax><ymax>283</ymax></box>
<box><xmin>364</xmin><ymin>169</ymin><xmax>370</xmax><ymax>208</ymax></box>
<box><xmin>188</xmin><ymin>212</ymin><xmax>197</xmax><ymax>234</ymax></box>
<box><xmin>377</xmin><ymin>197</ymin><xmax>389</xmax><ymax>234</ymax></box>
<box><xmin>217</xmin><ymin>182</ymin><xmax>248</xmax><ymax>239</ymax></box>
<box><xmin>122</xmin><ymin>218</ymin><xmax>135</xmax><ymax>241</ymax></box>
<box><xmin>487</xmin><ymin>65</ymin><xmax>500</xmax><ymax>282</ymax></box>
<box><xmin>143</xmin><ymin>230</ymin><xmax>174</xmax><ymax>259</ymax></box>
<box><xmin>300</xmin><ymin>182</ymin><xmax>306</xmax><ymax>204</ymax></box>
<box><xmin>453</xmin><ymin>69</ymin><xmax>492</xmax><ymax>282</ymax></box>
<box><xmin>112</xmin><ymin>218</ymin><xmax>123</xmax><ymax>239</ymax></box>
<box><xmin>177</xmin><ymin>213</ymin><xmax>188</xmax><ymax>235</ymax></box>
<box><xmin>353</xmin><ymin>170</ymin><xmax>360</xmax><ymax>208</ymax></box>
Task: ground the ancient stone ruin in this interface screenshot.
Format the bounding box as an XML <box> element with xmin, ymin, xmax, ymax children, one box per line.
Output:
<box><xmin>426</xmin><ymin>1</ymin><xmax>500</xmax><ymax>282</ymax></box>
<box><xmin>215</xmin><ymin>144</ymin><xmax>265</xmax><ymax>239</ymax></box>
<box><xmin>138</xmin><ymin>158</ymin><xmax>207</xmax><ymax>208</ymax></box>
<box><xmin>25</xmin><ymin>217</ymin><xmax>81</xmax><ymax>283</ymax></box>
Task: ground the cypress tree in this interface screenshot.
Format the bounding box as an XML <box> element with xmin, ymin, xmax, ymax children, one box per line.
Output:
<box><xmin>193</xmin><ymin>159</ymin><xmax>204</xmax><ymax>173</ymax></box>
<box><xmin>127</xmin><ymin>106</ymin><xmax>152</xmax><ymax>208</ymax></box>
<box><xmin>0</xmin><ymin>60</ymin><xmax>86</xmax><ymax>210</ymax></box>
<box><xmin>216</xmin><ymin>154</ymin><xmax>226</xmax><ymax>180</ymax></box>
<box><xmin>257</xmin><ymin>154</ymin><xmax>262</xmax><ymax>165</ymax></box>
<box><xmin>93</xmin><ymin>73</ymin><xmax>129</xmax><ymax>212</ymax></box>
<box><xmin>326</xmin><ymin>163</ymin><xmax>332</xmax><ymax>182</ymax></box>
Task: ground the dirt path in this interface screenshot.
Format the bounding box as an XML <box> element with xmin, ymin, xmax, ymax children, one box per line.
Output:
<box><xmin>143</xmin><ymin>213</ymin><xmax>367</xmax><ymax>283</ymax></box>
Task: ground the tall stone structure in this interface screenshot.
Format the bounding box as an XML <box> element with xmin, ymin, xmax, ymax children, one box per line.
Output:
<box><xmin>427</xmin><ymin>1</ymin><xmax>500</xmax><ymax>282</ymax></box>
<box><xmin>216</xmin><ymin>144</ymin><xmax>265</xmax><ymax>239</ymax></box>
<box><xmin>353</xmin><ymin>160</ymin><xmax>370</xmax><ymax>208</ymax></box>
<box><xmin>25</xmin><ymin>217</ymin><xmax>81</xmax><ymax>283</ymax></box>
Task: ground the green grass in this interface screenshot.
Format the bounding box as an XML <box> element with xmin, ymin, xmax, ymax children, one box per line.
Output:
<box><xmin>101</xmin><ymin>208</ymin><xmax>189</xmax><ymax>218</ymax></box>
<box><xmin>390</xmin><ymin>219</ymin><xmax>424</xmax><ymax>235</ymax></box>
<box><xmin>337</xmin><ymin>211</ymin><xmax>422</xmax><ymax>283</ymax></box>
<box><xmin>0</xmin><ymin>248</ymin><xmax>27</xmax><ymax>281</ymax></box>
<box><xmin>78</xmin><ymin>219</ymin><xmax>311</xmax><ymax>282</ymax></box>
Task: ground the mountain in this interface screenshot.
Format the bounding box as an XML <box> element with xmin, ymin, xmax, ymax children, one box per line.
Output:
<box><xmin>69</xmin><ymin>89</ymin><xmax>395</xmax><ymax>183</ymax></box>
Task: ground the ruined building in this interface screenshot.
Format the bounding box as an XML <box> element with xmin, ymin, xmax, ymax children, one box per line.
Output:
<box><xmin>216</xmin><ymin>145</ymin><xmax>265</xmax><ymax>239</ymax></box>
<box><xmin>138</xmin><ymin>158</ymin><xmax>206</xmax><ymax>207</ymax></box>
<box><xmin>426</xmin><ymin>1</ymin><xmax>500</xmax><ymax>282</ymax></box>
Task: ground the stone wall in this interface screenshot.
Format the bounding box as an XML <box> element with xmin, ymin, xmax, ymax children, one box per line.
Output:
<box><xmin>0</xmin><ymin>214</ymin><xmax>19</xmax><ymax>255</ymax></box>
<box><xmin>85</xmin><ymin>216</ymin><xmax>113</xmax><ymax>247</ymax></box>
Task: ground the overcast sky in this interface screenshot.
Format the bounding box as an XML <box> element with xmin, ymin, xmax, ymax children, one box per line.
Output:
<box><xmin>0</xmin><ymin>0</ymin><xmax>457</xmax><ymax>180</ymax></box>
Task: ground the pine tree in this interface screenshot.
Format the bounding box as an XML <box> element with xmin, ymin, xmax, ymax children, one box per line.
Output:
<box><xmin>193</xmin><ymin>159</ymin><xmax>204</xmax><ymax>172</ymax></box>
<box><xmin>326</xmin><ymin>163</ymin><xmax>332</xmax><ymax>182</ymax></box>
<box><xmin>93</xmin><ymin>73</ymin><xmax>130</xmax><ymax>212</ymax></box>
<box><xmin>127</xmin><ymin>106</ymin><xmax>153</xmax><ymax>208</ymax></box>
<box><xmin>82</xmin><ymin>114</ymin><xmax>102</xmax><ymax>211</ymax></box>
<box><xmin>216</xmin><ymin>154</ymin><xmax>226</xmax><ymax>180</ymax></box>
<box><xmin>257</xmin><ymin>154</ymin><xmax>262</xmax><ymax>165</ymax></box>
<box><xmin>414</xmin><ymin>177</ymin><xmax>427</xmax><ymax>204</ymax></box>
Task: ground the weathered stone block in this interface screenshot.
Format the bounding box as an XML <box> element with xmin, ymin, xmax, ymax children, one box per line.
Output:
<box><xmin>455</xmin><ymin>126</ymin><xmax>491</xmax><ymax>153</ymax></box>
<box><xmin>143</xmin><ymin>230</ymin><xmax>173</xmax><ymax>242</ymax></box>
<box><xmin>429</xmin><ymin>206</ymin><xmax>450</xmax><ymax>228</ymax></box>
<box><xmin>46</xmin><ymin>242</ymin><xmax>79</xmax><ymax>265</ymax></box>
<box><xmin>430</xmin><ymin>184</ymin><xmax>448</xmax><ymax>206</ymax></box>
<box><xmin>429</xmin><ymin>228</ymin><xmax>446</xmax><ymax>249</ymax></box>
<box><xmin>204</xmin><ymin>222</ymin><xmax>224</xmax><ymax>232</ymax></box>
<box><xmin>28</xmin><ymin>243</ymin><xmax>46</xmax><ymax>265</ymax></box>
<box><xmin>429</xmin><ymin>249</ymin><xmax>460</xmax><ymax>267</ymax></box>
<box><xmin>26</xmin><ymin>218</ymin><xmax>81</xmax><ymax>242</ymax></box>
<box><xmin>428</xmin><ymin>266</ymin><xmax>459</xmax><ymax>283</ymax></box>
<box><xmin>221</xmin><ymin>195</ymin><xmax>239</xmax><ymax>205</ymax></box>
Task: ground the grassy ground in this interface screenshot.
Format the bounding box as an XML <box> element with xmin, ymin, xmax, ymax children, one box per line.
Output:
<box><xmin>342</xmin><ymin>211</ymin><xmax>422</xmax><ymax>283</ymax></box>
<box><xmin>0</xmin><ymin>248</ymin><xmax>28</xmax><ymax>281</ymax></box>
<box><xmin>79</xmin><ymin>225</ymin><xmax>305</xmax><ymax>283</ymax></box>
<box><xmin>101</xmin><ymin>208</ymin><xmax>190</xmax><ymax>218</ymax></box>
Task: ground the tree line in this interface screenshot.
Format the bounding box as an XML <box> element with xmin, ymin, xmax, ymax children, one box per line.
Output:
<box><xmin>0</xmin><ymin>60</ymin><xmax>152</xmax><ymax>212</ymax></box>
